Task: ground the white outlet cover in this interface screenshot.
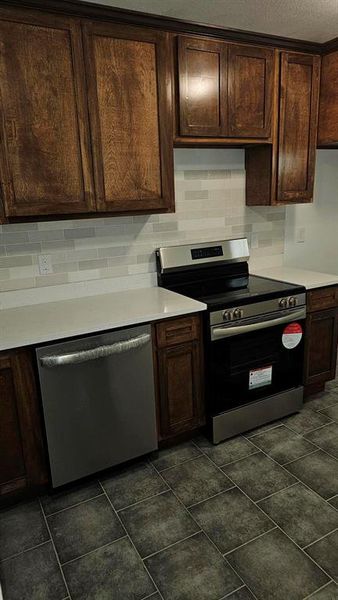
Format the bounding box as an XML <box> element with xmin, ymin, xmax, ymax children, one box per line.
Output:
<box><xmin>38</xmin><ymin>254</ymin><xmax>53</xmax><ymax>275</ymax></box>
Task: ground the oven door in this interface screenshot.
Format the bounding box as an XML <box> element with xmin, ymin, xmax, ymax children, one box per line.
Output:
<box><xmin>208</xmin><ymin>308</ymin><xmax>306</xmax><ymax>415</ymax></box>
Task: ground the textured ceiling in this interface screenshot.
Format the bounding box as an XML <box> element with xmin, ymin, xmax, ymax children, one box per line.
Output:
<box><xmin>85</xmin><ymin>0</ymin><xmax>338</xmax><ymax>42</ymax></box>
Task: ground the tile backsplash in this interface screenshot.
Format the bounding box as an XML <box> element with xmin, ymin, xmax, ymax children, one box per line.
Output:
<box><xmin>0</xmin><ymin>150</ymin><xmax>285</xmax><ymax>308</ymax></box>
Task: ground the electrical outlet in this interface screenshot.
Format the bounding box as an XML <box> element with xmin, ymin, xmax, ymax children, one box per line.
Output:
<box><xmin>295</xmin><ymin>227</ymin><xmax>306</xmax><ymax>243</ymax></box>
<box><xmin>38</xmin><ymin>254</ymin><xmax>53</xmax><ymax>275</ymax></box>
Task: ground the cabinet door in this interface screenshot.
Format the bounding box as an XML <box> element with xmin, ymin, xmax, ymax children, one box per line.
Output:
<box><xmin>0</xmin><ymin>9</ymin><xmax>95</xmax><ymax>217</ymax></box>
<box><xmin>304</xmin><ymin>309</ymin><xmax>338</xmax><ymax>386</ymax></box>
<box><xmin>178</xmin><ymin>36</ymin><xmax>227</xmax><ymax>137</ymax></box>
<box><xmin>157</xmin><ymin>341</ymin><xmax>204</xmax><ymax>440</ymax></box>
<box><xmin>83</xmin><ymin>22</ymin><xmax>174</xmax><ymax>213</ymax></box>
<box><xmin>277</xmin><ymin>52</ymin><xmax>320</xmax><ymax>203</ymax></box>
<box><xmin>228</xmin><ymin>44</ymin><xmax>274</xmax><ymax>138</ymax></box>
<box><xmin>318</xmin><ymin>50</ymin><xmax>338</xmax><ymax>147</ymax></box>
<box><xmin>0</xmin><ymin>350</ymin><xmax>47</xmax><ymax>500</ymax></box>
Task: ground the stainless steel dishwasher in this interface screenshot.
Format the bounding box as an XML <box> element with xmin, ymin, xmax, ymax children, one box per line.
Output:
<box><xmin>36</xmin><ymin>324</ymin><xmax>158</xmax><ymax>487</ymax></box>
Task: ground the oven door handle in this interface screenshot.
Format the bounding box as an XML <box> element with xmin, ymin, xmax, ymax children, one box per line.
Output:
<box><xmin>211</xmin><ymin>308</ymin><xmax>306</xmax><ymax>340</ymax></box>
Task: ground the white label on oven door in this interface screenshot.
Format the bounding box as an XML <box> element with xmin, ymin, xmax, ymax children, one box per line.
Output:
<box><xmin>249</xmin><ymin>366</ymin><xmax>272</xmax><ymax>390</ymax></box>
<box><xmin>282</xmin><ymin>323</ymin><xmax>303</xmax><ymax>349</ymax></box>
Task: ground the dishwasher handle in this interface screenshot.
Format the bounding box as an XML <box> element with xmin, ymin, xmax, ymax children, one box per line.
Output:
<box><xmin>39</xmin><ymin>333</ymin><xmax>151</xmax><ymax>368</ymax></box>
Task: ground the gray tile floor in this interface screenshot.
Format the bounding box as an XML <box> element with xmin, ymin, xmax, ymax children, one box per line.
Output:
<box><xmin>1</xmin><ymin>386</ymin><xmax>338</xmax><ymax>600</ymax></box>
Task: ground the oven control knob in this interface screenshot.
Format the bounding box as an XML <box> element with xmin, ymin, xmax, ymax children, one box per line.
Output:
<box><xmin>233</xmin><ymin>308</ymin><xmax>243</xmax><ymax>319</ymax></box>
<box><xmin>288</xmin><ymin>296</ymin><xmax>297</xmax><ymax>307</ymax></box>
<box><xmin>223</xmin><ymin>310</ymin><xmax>233</xmax><ymax>321</ymax></box>
<box><xmin>279</xmin><ymin>298</ymin><xmax>288</xmax><ymax>309</ymax></box>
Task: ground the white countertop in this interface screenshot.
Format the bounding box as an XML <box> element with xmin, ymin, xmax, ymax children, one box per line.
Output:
<box><xmin>252</xmin><ymin>266</ymin><xmax>338</xmax><ymax>290</ymax></box>
<box><xmin>0</xmin><ymin>287</ymin><xmax>206</xmax><ymax>351</ymax></box>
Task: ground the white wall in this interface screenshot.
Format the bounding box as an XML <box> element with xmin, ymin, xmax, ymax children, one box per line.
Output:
<box><xmin>284</xmin><ymin>150</ymin><xmax>338</xmax><ymax>274</ymax></box>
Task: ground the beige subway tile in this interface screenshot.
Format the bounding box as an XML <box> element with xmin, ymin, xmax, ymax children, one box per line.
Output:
<box><xmin>0</xmin><ymin>277</ymin><xmax>35</xmax><ymax>292</ymax></box>
<box><xmin>68</xmin><ymin>270</ymin><xmax>101</xmax><ymax>282</ymax></box>
<box><xmin>35</xmin><ymin>273</ymin><xmax>69</xmax><ymax>287</ymax></box>
<box><xmin>0</xmin><ymin>232</ymin><xmax>29</xmax><ymax>245</ymax></box>
<box><xmin>208</xmin><ymin>170</ymin><xmax>231</xmax><ymax>179</ymax></box>
<box><xmin>41</xmin><ymin>240</ymin><xmax>75</xmax><ymax>251</ymax></box>
<box><xmin>53</xmin><ymin>261</ymin><xmax>79</xmax><ymax>274</ymax></box>
<box><xmin>153</xmin><ymin>222</ymin><xmax>178</xmax><ymax>232</ymax></box>
<box><xmin>2</xmin><ymin>223</ymin><xmax>38</xmax><ymax>232</ymax></box>
<box><xmin>79</xmin><ymin>258</ymin><xmax>108</xmax><ymax>271</ymax></box>
<box><xmin>28</xmin><ymin>230</ymin><xmax>64</xmax><ymax>242</ymax></box>
<box><xmin>98</xmin><ymin>266</ymin><xmax>130</xmax><ymax>278</ymax></box>
<box><xmin>184</xmin><ymin>170</ymin><xmax>207</xmax><ymax>180</ymax></box>
<box><xmin>185</xmin><ymin>190</ymin><xmax>209</xmax><ymax>200</ymax></box>
<box><xmin>9</xmin><ymin>265</ymin><xmax>39</xmax><ymax>279</ymax></box>
<box><xmin>0</xmin><ymin>255</ymin><xmax>33</xmax><ymax>268</ymax></box>
<box><xmin>0</xmin><ymin>268</ymin><xmax>9</xmax><ymax>280</ymax></box>
<box><xmin>64</xmin><ymin>228</ymin><xmax>95</xmax><ymax>239</ymax></box>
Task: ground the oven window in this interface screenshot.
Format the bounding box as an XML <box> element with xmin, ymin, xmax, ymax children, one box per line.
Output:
<box><xmin>208</xmin><ymin>321</ymin><xmax>305</xmax><ymax>414</ymax></box>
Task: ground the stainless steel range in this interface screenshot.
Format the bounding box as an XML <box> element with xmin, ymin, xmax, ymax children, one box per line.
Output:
<box><xmin>156</xmin><ymin>238</ymin><xmax>306</xmax><ymax>444</ymax></box>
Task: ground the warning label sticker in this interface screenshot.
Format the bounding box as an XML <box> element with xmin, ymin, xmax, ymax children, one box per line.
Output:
<box><xmin>249</xmin><ymin>366</ymin><xmax>273</xmax><ymax>390</ymax></box>
<box><xmin>282</xmin><ymin>322</ymin><xmax>303</xmax><ymax>349</ymax></box>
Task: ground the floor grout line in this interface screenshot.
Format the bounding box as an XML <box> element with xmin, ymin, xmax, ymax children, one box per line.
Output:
<box><xmin>0</xmin><ymin>539</ymin><xmax>51</xmax><ymax>564</ymax></box>
<box><xmin>199</xmin><ymin>447</ymin><xmax>334</xmax><ymax>591</ymax></box>
<box><xmin>155</xmin><ymin>452</ymin><xmax>206</xmax><ymax>473</ymax></box>
<box><xmin>222</xmin><ymin>526</ymin><xmax>278</xmax><ymax>557</ymax></box>
<box><xmin>282</xmin><ymin>449</ymin><xmax>320</xmax><ymax>466</ymax></box>
<box><xmin>42</xmin><ymin>492</ymin><xmax>105</xmax><ymax>517</ymax></box>
<box><xmin>148</xmin><ymin>458</ymin><xmax>260</xmax><ymax>600</ymax></box>
<box><xmin>148</xmin><ymin>450</ymin><xmax>204</xmax><ymax>473</ymax></box>
<box><xmin>142</xmin><ymin>531</ymin><xmax>201</xmax><ymax>561</ymax></box>
<box><xmin>187</xmin><ymin>486</ymin><xmax>236</xmax><ymax>509</ymax></box>
<box><xmin>60</xmin><ymin>535</ymin><xmax>127</xmax><ymax>566</ymax></box>
<box><xmin>327</xmin><ymin>494</ymin><xmax>338</xmax><ymax>501</ymax></box>
<box><xmin>255</xmin><ymin>481</ymin><xmax>299</xmax><ymax>503</ymax></box>
<box><xmin>98</xmin><ymin>481</ymin><xmax>165</xmax><ymax>600</ymax></box>
<box><xmin>115</xmin><ymin>489</ymin><xmax>170</xmax><ymax>513</ymax></box>
<box><xmin>219</xmin><ymin>584</ymin><xmax>246</xmax><ymax>599</ymax></box>
<box><xmin>302</xmin><ymin>527</ymin><xmax>338</xmax><ymax>551</ymax></box>
<box><xmin>302</xmin><ymin>579</ymin><xmax>335</xmax><ymax>600</ymax></box>
<box><xmin>39</xmin><ymin>499</ymin><xmax>72</xmax><ymax>600</ymax></box>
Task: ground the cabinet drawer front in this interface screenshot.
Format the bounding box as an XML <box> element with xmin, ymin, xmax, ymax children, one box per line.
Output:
<box><xmin>156</xmin><ymin>316</ymin><xmax>200</xmax><ymax>348</ymax></box>
<box><xmin>308</xmin><ymin>287</ymin><xmax>338</xmax><ymax>311</ymax></box>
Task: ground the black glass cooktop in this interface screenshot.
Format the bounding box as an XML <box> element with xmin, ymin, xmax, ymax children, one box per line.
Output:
<box><xmin>167</xmin><ymin>275</ymin><xmax>305</xmax><ymax>310</ymax></box>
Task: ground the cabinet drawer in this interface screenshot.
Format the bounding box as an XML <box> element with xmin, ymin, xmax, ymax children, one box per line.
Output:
<box><xmin>307</xmin><ymin>287</ymin><xmax>338</xmax><ymax>312</ymax></box>
<box><xmin>156</xmin><ymin>315</ymin><xmax>200</xmax><ymax>348</ymax></box>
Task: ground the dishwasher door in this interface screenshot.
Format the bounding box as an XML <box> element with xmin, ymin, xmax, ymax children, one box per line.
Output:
<box><xmin>36</xmin><ymin>324</ymin><xmax>158</xmax><ymax>487</ymax></box>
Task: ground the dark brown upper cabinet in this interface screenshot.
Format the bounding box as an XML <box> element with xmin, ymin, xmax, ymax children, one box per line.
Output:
<box><xmin>0</xmin><ymin>9</ymin><xmax>95</xmax><ymax>218</ymax></box>
<box><xmin>278</xmin><ymin>52</ymin><xmax>320</xmax><ymax>203</ymax></box>
<box><xmin>177</xmin><ymin>36</ymin><xmax>275</xmax><ymax>141</ymax></box>
<box><xmin>228</xmin><ymin>44</ymin><xmax>274</xmax><ymax>138</ymax></box>
<box><xmin>246</xmin><ymin>51</ymin><xmax>320</xmax><ymax>205</ymax></box>
<box><xmin>318</xmin><ymin>50</ymin><xmax>338</xmax><ymax>147</ymax></box>
<box><xmin>178</xmin><ymin>37</ymin><xmax>227</xmax><ymax>137</ymax></box>
<box><xmin>83</xmin><ymin>22</ymin><xmax>174</xmax><ymax>214</ymax></box>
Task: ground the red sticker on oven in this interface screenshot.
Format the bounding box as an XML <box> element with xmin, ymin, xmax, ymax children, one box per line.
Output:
<box><xmin>282</xmin><ymin>323</ymin><xmax>303</xmax><ymax>349</ymax></box>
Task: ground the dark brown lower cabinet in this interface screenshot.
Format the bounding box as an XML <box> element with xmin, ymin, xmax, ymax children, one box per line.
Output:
<box><xmin>304</xmin><ymin>287</ymin><xmax>338</xmax><ymax>394</ymax></box>
<box><xmin>154</xmin><ymin>315</ymin><xmax>205</xmax><ymax>441</ymax></box>
<box><xmin>0</xmin><ymin>349</ymin><xmax>47</xmax><ymax>504</ymax></box>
